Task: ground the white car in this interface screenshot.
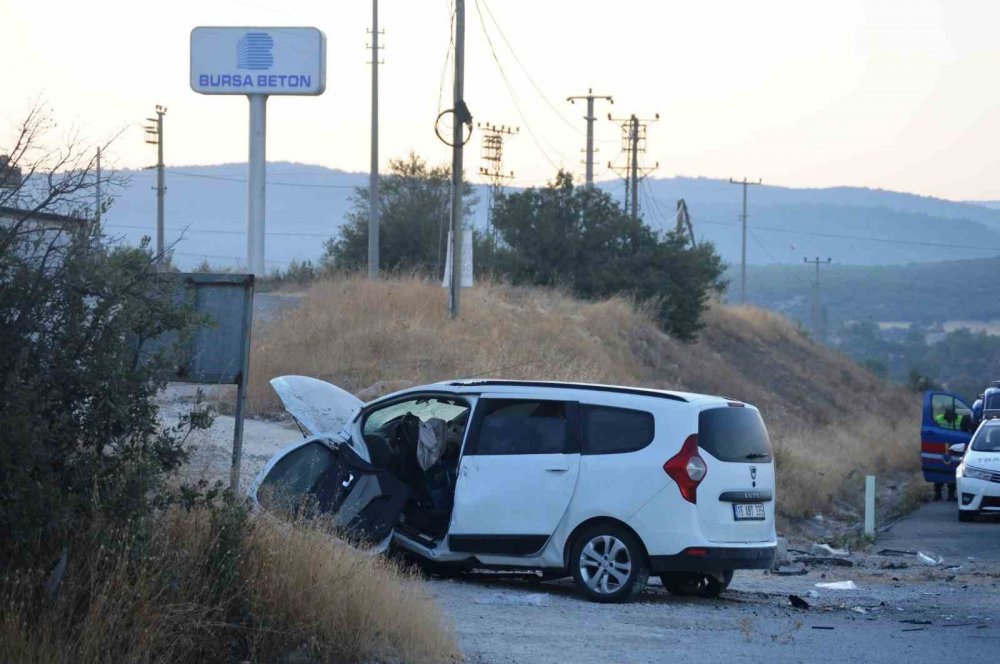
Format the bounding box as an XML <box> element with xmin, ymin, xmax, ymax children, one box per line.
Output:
<box><xmin>953</xmin><ymin>419</ymin><xmax>1000</xmax><ymax>522</ymax></box>
<box><xmin>249</xmin><ymin>376</ymin><xmax>778</xmax><ymax>603</ymax></box>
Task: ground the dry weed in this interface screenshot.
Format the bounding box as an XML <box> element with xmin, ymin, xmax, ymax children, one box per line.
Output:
<box><xmin>0</xmin><ymin>506</ymin><xmax>458</xmax><ymax>664</ymax></box>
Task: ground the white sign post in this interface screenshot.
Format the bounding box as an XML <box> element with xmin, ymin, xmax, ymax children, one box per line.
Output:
<box><xmin>190</xmin><ymin>27</ymin><xmax>326</xmax><ymax>276</ymax></box>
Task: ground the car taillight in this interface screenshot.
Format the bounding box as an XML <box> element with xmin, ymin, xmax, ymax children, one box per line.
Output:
<box><xmin>664</xmin><ymin>434</ymin><xmax>706</xmax><ymax>504</ymax></box>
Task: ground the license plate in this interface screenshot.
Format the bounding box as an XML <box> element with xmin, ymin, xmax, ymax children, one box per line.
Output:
<box><xmin>733</xmin><ymin>503</ymin><xmax>766</xmax><ymax>521</ymax></box>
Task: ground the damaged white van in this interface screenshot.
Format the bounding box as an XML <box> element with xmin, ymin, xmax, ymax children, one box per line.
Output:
<box><xmin>250</xmin><ymin>377</ymin><xmax>777</xmax><ymax>603</ymax></box>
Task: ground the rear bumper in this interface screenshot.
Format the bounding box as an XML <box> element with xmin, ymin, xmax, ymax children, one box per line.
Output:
<box><xmin>649</xmin><ymin>545</ymin><xmax>776</xmax><ymax>573</ymax></box>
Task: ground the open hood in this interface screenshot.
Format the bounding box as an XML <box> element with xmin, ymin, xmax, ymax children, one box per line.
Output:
<box><xmin>270</xmin><ymin>375</ymin><xmax>364</xmax><ymax>437</ymax></box>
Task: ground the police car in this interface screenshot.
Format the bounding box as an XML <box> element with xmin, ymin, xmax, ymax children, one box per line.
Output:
<box><xmin>953</xmin><ymin>419</ymin><xmax>1000</xmax><ymax>522</ymax></box>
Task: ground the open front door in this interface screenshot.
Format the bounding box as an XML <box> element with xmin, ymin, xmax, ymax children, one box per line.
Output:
<box><xmin>250</xmin><ymin>439</ymin><xmax>409</xmax><ymax>545</ymax></box>
<box><xmin>448</xmin><ymin>397</ymin><xmax>581</xmax><ymax>557</ymax></box>
<box><xmin>921</xmin><ymin>391</ymin><xmax>973</xmax><ymax>484</ymax></box>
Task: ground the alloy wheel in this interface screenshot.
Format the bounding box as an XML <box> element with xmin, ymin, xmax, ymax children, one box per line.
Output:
<box><xmin>578</xmin><ymin>534</ymin><xmax>632</xmax><ymax>594</ymax></box>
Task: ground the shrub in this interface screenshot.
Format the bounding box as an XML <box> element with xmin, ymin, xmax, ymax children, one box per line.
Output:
<box><xmin>0</xmin><ymin>503</ymin><xmax>459</xmax><ymax>664</ymax></box>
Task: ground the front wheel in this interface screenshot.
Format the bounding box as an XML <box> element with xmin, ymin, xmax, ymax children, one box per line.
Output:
<box><xmin>570</xmin><ymin>524</ymin><xmax>648</xmax><ymax>603</ymax></box>
<box><xmin>660</xmin><ymin>570</ymin><xmax>734</xmax><ymax>598</ymax></box>
<box><xmin>958</xmin><ymin>510</ymin><xmax>977</xmax><ymax>522</ymax></box>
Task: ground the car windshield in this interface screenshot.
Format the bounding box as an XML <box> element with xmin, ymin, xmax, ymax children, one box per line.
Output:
<box><xmin>971</xmin><ymin>425</ymin><xmax>1000</xmax><ymax>452</ymax></box>
<box><xmin>364</xmin><ymin>397</ymin><xmax>468</xmax><ymax>434</ymax></box>
<box><xmin>986</xmin><ymin>394</ymin><xmax>1000</xmax><ymax>411</ymax></box>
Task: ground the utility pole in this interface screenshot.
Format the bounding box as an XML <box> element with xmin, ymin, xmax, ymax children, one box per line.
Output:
<box><xmin>448</xmin><ymin>0</ymin><xmax>469</xmax><ymax>319</ymax></box>
<box><xmin>478</xmin><ymin>122</ymin><xmax>517</xmax><ymax>244</ymax></box>
<box><xmin>729</xmin><ymin>177</ymin><xmax>761</xmax><ymax>305</ymax></box>
<box><xmin>567</xmin><ymin>89</ymin><xmax>613</xmax><ymax>185</ymax></box>
<box><xmin>95</xmin><ymin>147</ymin><xmax>101</xmax><ymax>223</ymax></box>
<box><xmin>804</xmin><ymin>256</ymin><xmax>832</xmax><ymax>341</ymax></box>
<box><xmin>368</xmin><ymin>0</ymin><xmax>383</xmax><ymax>280</ymax></box>
<box><xmin>608</xmin><ymin>112</ymin><xmax>658</xmax><ymax>219</ymax></box>
<box><xmin>144</xmin><ymin>105</ymin><xmax>167</xmax><ymax>264</ymax></box>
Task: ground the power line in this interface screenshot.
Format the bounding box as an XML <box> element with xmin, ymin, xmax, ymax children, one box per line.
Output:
<box><xmin>472</xmin><ymin>0</ymin><xmax>570</xmax><ymax>169</ymax></box>
<box><xmin>639</xmin><ymin>189</ymin><xmax>1000</xmax><ymax>254</ymax></box>
<box><xmin>164</xmin><ymin>169</ymin><xmax>359</xmax><ymax>189</ymax></box>
<box><xmin>478</xmin><ymin>0</ymin><xmax>615</xmax><ymax>143</ymax></box>
<box><xmin>103</xmin><ymin>223</ymin><xmax>330</xmax><ymax>238</ymax></box>
<box><xmin>437</xmin><ymin>0</ymin><xmax>456</xmax><ymax>114</ymax></box>
<box><xmin>697</xmin><ymin>217</ymin><xmax>1000</xmax><ymax>253</ymax></box>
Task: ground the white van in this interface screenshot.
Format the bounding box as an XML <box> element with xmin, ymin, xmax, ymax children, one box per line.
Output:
<box><xmin>250</xmin><ymin>377</ymin><xmax>777</xmax><ymax>603</ymax></box>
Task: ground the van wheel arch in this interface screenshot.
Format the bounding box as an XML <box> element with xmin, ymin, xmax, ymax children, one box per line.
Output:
<box><xmin>563</xmin><ymin>517</ymin><xmax>649</xmax><ymax>571</ymax></box>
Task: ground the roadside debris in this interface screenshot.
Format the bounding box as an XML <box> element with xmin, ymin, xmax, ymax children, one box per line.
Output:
<box><xmin>805</xmin><ymin>590</ymin><xmax>820</xmax><ymax>598</ymax></box>
<box><xmin>774</xmin><ymin>564</ymin><xmax>808</xmax><ymax>576</ymax></box>
<box><xmin>801</xmin><ymin>556</ymin><xmax>854</xmax><ymax>568</ymax></box>
<box><xmin>918</xmin><ymin>551</ymin><xmax>943</xmax><ymax>566</ymax></box>
<box><xmin>811</xmin><ymin>626</ymin><xmax>835</xmax><ymax>630</ymax></box>
<box><xmin>789</xmin><ymin>594</ymin><xmax>810</xmax><ymax>609</ymax></box>
<box><xmin>811</xmin><ymin>543</ymin><xmax>850</xmax><ymax>557</ymax></box>
<box><xmin>815</xmin><ymin>580</ymin><xmax>858</xmax><ymax>590</ymax></box>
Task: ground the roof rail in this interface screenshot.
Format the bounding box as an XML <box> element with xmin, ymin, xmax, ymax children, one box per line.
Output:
<box><xmin>446</xmin><ymin>379</ymin><xmax>688</xmax><ymax>403</ymax></box>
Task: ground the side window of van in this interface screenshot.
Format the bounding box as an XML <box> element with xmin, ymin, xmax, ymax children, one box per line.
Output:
<box><xmin>582</xmin><ymin>405</ymin><xmax>655</xmax><ymax>455</ymax></box>
<box><xmin>473</xmin><ymin>400</ymin><xmax>567</xmax><ymax>455</ymax></box>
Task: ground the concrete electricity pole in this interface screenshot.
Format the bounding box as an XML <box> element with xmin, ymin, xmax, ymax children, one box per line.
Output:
<box><xmin>448</xmin><ymin>0</ymin><xmax>469</xmax><ymax>319</ymax></box>
<box><xmin>805</xmin><ymin>256</ymin><xmax>832</xmax><ymax>341</ymax></box>
<box><xmin>729</xmin><ymin>177</ymin><xmax>761</xmax><ymax>305</ymax></box>
<box><xmin>608</xmin><ymin>112</ymin><xmax>658</xmax><ymax>219</ymax></box>
<box><xmin>368</xmin><ymin>0</ymin><xmax>383</xmax><ymax>280</ymax></box>
<box><xmin>144</xmin><ymin>105</ymin><xmax>167</xmax><ymax>264</ymax></box>
<box><xmin>567</xmin><ymin>89</ymin><xmax>613</xmax><ymax>185</ymax></box>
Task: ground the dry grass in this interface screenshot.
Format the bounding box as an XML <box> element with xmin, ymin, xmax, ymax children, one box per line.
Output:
<box><xmin>0</xmin><ymin>506</ymin><xmax>458</xmax><ymax>664</ymax></box>
<box><xmin>248</xmin><ymin>273</ymin><xmax>921</xmax><ymax>521</ymax></box>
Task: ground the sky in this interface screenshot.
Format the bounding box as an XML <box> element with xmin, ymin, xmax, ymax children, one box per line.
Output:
<box><xmin>4</xmin><ymin>0</ymin><xmax>1000</xmax><ymax>200</ymax></box>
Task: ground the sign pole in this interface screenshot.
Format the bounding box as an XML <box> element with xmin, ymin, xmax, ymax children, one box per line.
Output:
<box><xmin>229</xmin><ymin>274</ymin><xmax>255</xmax><ymax>491</ymax></box>
<box><xmin>247</xmin><ymin>94</ymin><xmax>267</xmax><ymax>277</ymax></box>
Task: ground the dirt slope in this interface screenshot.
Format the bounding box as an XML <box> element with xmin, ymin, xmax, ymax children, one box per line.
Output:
<box><xmin>246</xmin><ymin>275</ymin><xmax>919</xmax><ymax>521</ymax></box>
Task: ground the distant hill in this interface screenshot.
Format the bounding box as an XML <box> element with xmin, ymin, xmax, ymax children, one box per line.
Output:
<box><xmin>735</xmin><ymin>255</ymin><xmax>1000</xmax><ymax>327</ymax></box>
<box><xmin>100</xmin><ymin>163</ymin><xmax>1000</xmax><ymax>270</ymax></box>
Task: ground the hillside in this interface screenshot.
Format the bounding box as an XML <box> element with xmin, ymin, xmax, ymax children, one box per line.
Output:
<box><xmin>245</xmin><ymin>275</ymin><xmax>919</xmax><ymax>523</ymax></box>
<box><xmin>101</xmin><ymin>163</ymin><xmax>1000</xmax><ymax>271</ymax></box>
<box><xmin>736</xmin><ymin>255</ymin><xmax>1000</xmax><ymax>326</ymax></box>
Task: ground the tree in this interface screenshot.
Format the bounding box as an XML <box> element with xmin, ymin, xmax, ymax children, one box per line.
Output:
<box><xmin>0</xmin><ymin>104</ymin><xmax>211</xmax><ymax>568</ymax></box>
<box><xmin>483</xmin><ymin>171</ymin><xmax>727</xmax><ymax>340</ymax></box>
<box><xmin>323</xmin><ymin>152</ymin><xmax>477</xmax><ymax>276</ymax></box>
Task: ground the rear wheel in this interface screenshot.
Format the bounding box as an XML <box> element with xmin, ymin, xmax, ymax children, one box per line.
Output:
<box><xmin>660</xmin><ymin>570</ymin><xmax>734</xmax><ymax>598</ymax></box>
<box><xmin>958</xmin><ymin>510</ymin><xmax>977</xmax><ymax>522</ymax></box>
<box><xmin>570</xmin><ymin>524</ymin><xmax>648</xmax><ymax>603</ymax></box>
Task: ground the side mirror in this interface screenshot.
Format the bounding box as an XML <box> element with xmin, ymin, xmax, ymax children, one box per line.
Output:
<box><xmin>949</xmin><ymin>443</ymin><xmax>967</xmax><ymax>455</ymax></box>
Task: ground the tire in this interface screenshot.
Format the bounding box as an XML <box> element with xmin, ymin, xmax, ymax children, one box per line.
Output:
<box><xmin>958</xmin><ymin>510</ymin><xmax>976</xmax><ymax>522</ymax></box>
<box><xmin>660</xmin><ymin>570</ymin><xmax>734</xmax><ymax>598</ymax></box>
<box><xmin>570</xmin><ymin>524</ymin><xmax>649</xmax><ymax>603</ymax></box>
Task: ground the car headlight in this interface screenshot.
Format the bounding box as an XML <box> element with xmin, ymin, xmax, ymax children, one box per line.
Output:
<box><xmin>964</xmin><ymin>466</ymin><xmax>993</xmax><ymax>481</ymax></box>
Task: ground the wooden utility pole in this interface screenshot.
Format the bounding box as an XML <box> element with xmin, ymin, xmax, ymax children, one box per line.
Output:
<box><xmin>729</xmin><ymin>177</ymin><xmax>762</xmax><ymax>305</ymax></box>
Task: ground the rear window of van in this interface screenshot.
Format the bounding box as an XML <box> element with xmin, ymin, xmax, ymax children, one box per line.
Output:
<box><xmin>698</xmin><ymin>407</ymin><xmax>772</xmax><ymax>463</ymax></box>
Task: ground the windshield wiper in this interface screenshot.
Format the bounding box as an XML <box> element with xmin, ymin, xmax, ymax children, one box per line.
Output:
<box><xmin>745</xmin><ymin>453</ymin><xmax>771</xmax><ymax>460</ymax></box>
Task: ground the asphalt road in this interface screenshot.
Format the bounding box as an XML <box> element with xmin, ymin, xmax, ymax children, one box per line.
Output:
<box><xmin>879</xmin><ymin>499</ymin><xmax>1000</xmax><ymax>563</ymax></box>
<box><xmin>430</xmin><ymin>503</ymin><xmax>1000</xmax><ymax>663</ymax></box>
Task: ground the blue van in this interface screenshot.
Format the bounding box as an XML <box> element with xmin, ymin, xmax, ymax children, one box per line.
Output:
<box><xmin>921</xmin><ymin>391</ymin><xmax>974</xmax><ymax>486</ymax></box>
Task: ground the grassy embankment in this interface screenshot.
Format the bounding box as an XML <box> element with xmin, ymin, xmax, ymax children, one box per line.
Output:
<box><xmin>247</xmin><ymin>274</ymin><xmax>920</xmax><ymax>525</ymax></box>
<box><xmin>1</xmin><ymin>507</ymin><xmax>457</xmax><ymax>664</ymax></box>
